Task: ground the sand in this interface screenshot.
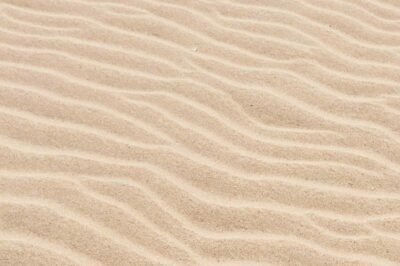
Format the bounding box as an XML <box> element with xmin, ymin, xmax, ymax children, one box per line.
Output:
<box><xmin>1</xmin><ymin>0</ymin><xmax>400</xmax><ymax>265</ymax></box>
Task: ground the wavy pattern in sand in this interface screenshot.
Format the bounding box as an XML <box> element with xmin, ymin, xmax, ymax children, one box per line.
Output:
<box><xmin>1</xmin><ymin>0</ymin><xmax>400</xmax><ymax>265</ymax></box>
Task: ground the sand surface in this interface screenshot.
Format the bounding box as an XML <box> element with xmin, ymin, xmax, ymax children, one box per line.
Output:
<box><xmin>1</xmin><ymin>0</ymin><xmax>400</xmax><ymax>265</ymax></box>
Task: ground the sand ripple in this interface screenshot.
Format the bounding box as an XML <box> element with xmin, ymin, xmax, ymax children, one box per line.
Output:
<box><xmin>1</xmin><ymin>0</ymin><xmax>400</xmax><ymax>265</ymax></box>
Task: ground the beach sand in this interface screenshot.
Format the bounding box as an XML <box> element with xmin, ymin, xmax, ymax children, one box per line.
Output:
<box><xmin>1</xmin><ymin>0</ymin><xmax>400</xmax><ymax>265</ymax></box>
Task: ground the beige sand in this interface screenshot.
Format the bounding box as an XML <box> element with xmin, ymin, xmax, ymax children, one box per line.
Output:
<box><xmin>1</xmin><ymin>0</ymin><xmax>400</xmax><ymax>265</ymax></box>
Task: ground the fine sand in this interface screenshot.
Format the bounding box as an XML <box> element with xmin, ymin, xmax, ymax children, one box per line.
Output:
<box><xmin>1</xmin><ymin>0</ymin><xmax>400</xmax><ymax>265</ymax></box>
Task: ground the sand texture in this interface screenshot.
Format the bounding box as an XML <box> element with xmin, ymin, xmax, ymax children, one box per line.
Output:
<box><xmin>1</xmin><ymin>0</ymin><xmax>400</xmax><ymax>265</ymax></box>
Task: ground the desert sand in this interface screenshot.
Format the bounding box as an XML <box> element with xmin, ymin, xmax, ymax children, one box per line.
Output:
<box><xmin>1</xmin><ymin>0</ymin><xmax>400</xmax><ymax>265</ymax></box>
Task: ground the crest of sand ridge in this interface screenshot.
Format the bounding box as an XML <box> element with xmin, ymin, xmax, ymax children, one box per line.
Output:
<box><xmin>1</xmin><ymin>0</ymin><xmax>400</xmax><ymax>265</ymax></box>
